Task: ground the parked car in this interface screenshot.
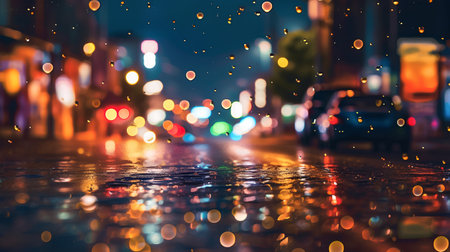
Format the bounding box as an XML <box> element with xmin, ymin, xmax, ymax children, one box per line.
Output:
<box><xmin>295</xmin><ymin>86</ymin><xmax>357</xmax><ymax>144</ymax></box>
<box><xmin>316</xmin><ymin>93</ymin><xmax>413</xmax><ymax>151</ymax></box>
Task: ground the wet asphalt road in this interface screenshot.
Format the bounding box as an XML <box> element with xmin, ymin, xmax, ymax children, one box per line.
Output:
<box><xmin>0</xmin><ymin>136</ymin><xmax>448</xmax><ymax>252</ymax></box>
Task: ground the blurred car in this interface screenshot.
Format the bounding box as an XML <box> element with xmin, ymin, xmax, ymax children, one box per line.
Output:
<box><xmin>295</xmin><ymin>86</ymin><xmax>357</xmax><ymax>144</ymax></box>
<box><xmin>316</xmin><ymin>93</ymin><xmax>413</xmax><ymax>151</ymax></box>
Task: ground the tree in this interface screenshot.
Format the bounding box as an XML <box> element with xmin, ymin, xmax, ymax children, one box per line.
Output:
<box><xmin>269</xmin><ymin>30</ymin><xmax>317</xmax><ymax>103</ymax></box>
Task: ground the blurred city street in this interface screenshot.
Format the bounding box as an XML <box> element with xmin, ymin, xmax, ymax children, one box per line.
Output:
<box><xmin>1</xmin><ymin>0</ymin><xmax>450</xmax><ymax>251</ymax></box>
<box><xmin>0</xmin><ymin>135</ymin><xmax>449</xmax><ymax>252</ymax></box>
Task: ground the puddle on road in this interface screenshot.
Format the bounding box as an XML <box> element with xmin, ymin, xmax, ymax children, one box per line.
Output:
<box><xmin>0</xmin><ymin>141</ymin><xmax>448</xmax><ymax>252</ymax></box>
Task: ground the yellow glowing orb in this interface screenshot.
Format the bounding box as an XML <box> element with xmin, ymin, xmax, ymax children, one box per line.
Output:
<box><xmin>163</xmin><ymin>99</ymin><xmax>175</xmax><ymax>111</ymax></box>
<box><xmin>196</xmin><ymin>12</ymin><xmax>204</xmax><ymax>20</ymax></box>
<box><xmin>125</xmin><ymin>71</ymin><xmax>139</xmax><ymax>85</ymax></box>
<box><xmin>277</xmin><ymin>57</ymin><xmax>289</xmax><ymax>68</ymax></box>
<box><xmin>83</xmin><ymin>42</ymin><xmax>96</xmax><ymax>56</ymax></box>
<box><xmin>126</xmin><ymin>125</ymin><xmax>138</xmax><ymax>136</ymax></box>
<box><xmin>133</xmin><ymin>116</ymin><xmax>146</xmax><ymax>128</ymax></box>
<box><xmin>296</xmin><ymin>6</ymin><xmax>302</xmax><ymax>13</ymax></box>
<box><xmin>105</xmin><ymin>108</ymin><xmax>117</xmax><ymax>121</ymax></box>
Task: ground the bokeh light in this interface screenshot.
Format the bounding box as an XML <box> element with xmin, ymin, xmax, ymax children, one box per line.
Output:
<box><xmin>340</xmin><ymin>216</ymin><xmax>354</xmax><ymax>230</ymax></box>
<box><xmin>118</xmin><ymin>108</ymin><xmax>130</xmax><ymax>119</ymax></box>
<box><xmin>42</xmin><ymin>63</ymin><xmax>53</xmax><ymax>74</ymax></box>
<box><xmin>353</xmin><ymin>39</ymin><xmax>364</xmax><ymax>50</ymax></box>
<box><xmin>143</xmin><ymin>80</ymin><xmax>163</xmax><ymax>95</ymax></box>
<box><xmin>88</xmin><ymin>0</ymin><xmax>100</xmax><ymax>11</ymax></box>
<box><xmin>55</xmin><ymin>76</ymin><xmax>76</xmax><ymax>107</ymax></box>
<box><xmin>141</xmin><ymin>40</ymin><xmax>158</xmax><ymax>54</ymax></box>
<box><xmin>220</xmin><ymin>232</ymin><xmax>235</xmax><ymax>248</ymax></box>
<box><xmin>163</xmin><ymin>99</ymin><xmax>175</xmax><ymax>111</ymax></box>
<box><xmin>221</xmin><ymin>99</ymin><xmax>232</xmax><ymax>109</ymax></box>
<box><xmin>92</xmin><ymin>243</ymin><xmax>110</xmax><ymax>252</ymax></box>
<box><xmin>186</xmin><ymin>70</ymin><xmax>196</xmax><ymax>81</ymax></box>
<box><xmin>143</xmin><ymin>131</ymin><xmax>156</xmax><ymax>143</ymax></box>
<box><xmin>147</xmin><ymin>109</ymin><xmax>166</xmax><ymax>125</ymax></box>
<box><xmin>143</xmin><ymin>52</ymin><xmax>156</xmax><ymax>69</ymax></box>
<box><xmin>262</xmin><ymin>1</ymin><xmax>273</xmax><ymax>12</ymax></box>
<box><xmin>412</xmin><ymin>185</ymin><xmax>423</xmax><ymax>196</ymax></box>
<box><xmin>125</xmin><ymin>71</ymin><xmax>139</xmax><ymax>85</ymax></box>
<box><xmin>231</xmin><ymin>102</ymin><xmax>243</xmax><ymax>118</ymax></box>
<box><xmin>329</xmin><ymin>241</ymin><xmax>344</xmax><ymax>252</ymax></box>
<box><xmin>207</xmin><ymin>209</ymin><xmax>221</xmax><ymax>223</ymax></box>
<box><xmin>41</xmin><ymin>231</ymin><xmax>52</xmax><ymax>243</ymax></box>
<box><xmin>277</xmin><ymin>57</ymin><xmax>289</xmax><ymax>68</ymax></box>
<box><xmin>127</xmin><ymin>125</ymin><xmax>138</xmax><ymax>136</ymax></box>
<box><xmin>433</xmin><ymin>236</ymin><xmax>449</xmax><ymax>252</ymax></box>
<box><xmin>180</xmin><ymin>100</ymin><xmax>190</xmax><ymax>110</ymax></box>
<box><xmin>161</xmin><ymin>224</ymin><xmax>176</xmax><ymax>240</ymax></box>
<box><xmin>196</xmin><ymin>12</ymin><xmax>204</xmax><ymax>19</ymax></box>
<box><xmin>134</xmin><ymin>116</ymin><xmax>146</xmax><ymax>127</ymax></box>
<box><xmin>83</xmin><ymin>42</ymin><xmax>96</xmax><ymax>56</ymax></box>
<box><xmin>184</xmin><ymin>212</ymin><xmax>195</xmax><ymax>223</ymax></box>
<box><xmin>105</xmin><ymin>108</ymin><xmax>117</xmax><ymax>121</ymax></box>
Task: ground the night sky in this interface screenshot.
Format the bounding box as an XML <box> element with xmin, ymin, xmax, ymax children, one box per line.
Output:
<box><xmin>94</xmin><ymin>0</ymin><xmax>311</xmax><ymax>103</ymax></box>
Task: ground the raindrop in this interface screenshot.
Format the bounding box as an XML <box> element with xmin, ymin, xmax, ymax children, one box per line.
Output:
<box><xmin>229</xmin><ymin>55</ymin><xmax>235</xmax><ymax>60</ymax></box>
<box><xmin>244</xmin><ymin>43</ymin><xmax>250</xmax><ymax>50</ymax></box>
<box><xmin>254</xmin><ymin>11</ymin><xmax>261</xmax><ymax>16</ymax></box>
<box><xmin>418</xmin><ymin>26</ymin><xmax>425</xmax><ymax>33</ymax></box>
<box><xmin>361</xmin><ymin>77</ymin><xmax>367</xmax><ymax>83</ymax></box>
<box><xmin>14</xmin><ymin>125</ymin><xmax>21</xmax><ymax>132</ymax></box>
<box><xmin>296</xmin><ymin>6</ymin><xmax>302</xmax><ymax>13</ymax></box>
<box><xmin>283</xmin><ymin>28</ymin><xmax>288</xmax><ymax>35</ymax></box>
<box><xmin>196</xmin><ymin>12</ymin><xmax>204</xmax><ymax>20</ymax></box>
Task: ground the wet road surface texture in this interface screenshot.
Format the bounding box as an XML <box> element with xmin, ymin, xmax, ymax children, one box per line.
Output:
<box><xmin>0</xmin><ymin>136</ymin><xmax>449</xmax><ymax>252</ymax></box>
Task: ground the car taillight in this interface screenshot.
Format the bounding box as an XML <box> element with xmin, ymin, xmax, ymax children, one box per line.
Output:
<box><xmin>407</xmin><ymin>117</ymin><xmax>416</xmax><ymax>126</ymax></box>
<box><xmin>329</xmin><ymin>115</ymin><xmax>339</xmax><ymax>125</ymax></box>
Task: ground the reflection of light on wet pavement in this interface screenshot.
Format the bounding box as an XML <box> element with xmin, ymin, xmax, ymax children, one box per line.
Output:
<box><xmin>0</xmin><ymin>139</ymin><xmax>448</xmax><ymax>252</ymax></box>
